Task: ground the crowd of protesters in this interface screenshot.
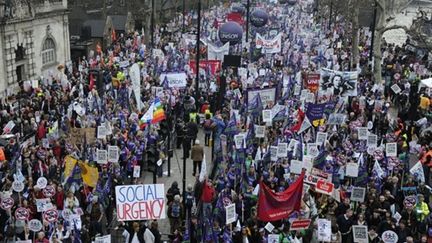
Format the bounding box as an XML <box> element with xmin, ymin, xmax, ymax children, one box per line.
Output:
<box><xmin>0</xmin><ymin>0</ymin><xmax>431</xmax><ymax>242</ymax></box>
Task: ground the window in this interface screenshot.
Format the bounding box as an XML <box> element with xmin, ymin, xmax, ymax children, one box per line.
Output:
<box><xmin>15</xmin><ymin>44</ymin><xmax>25</xmax><ymax>62</ymax></box>
<box><xmin>42</xmin><ymin>37</ymin><xmax>56</xmax><ymax>65</ymax></box>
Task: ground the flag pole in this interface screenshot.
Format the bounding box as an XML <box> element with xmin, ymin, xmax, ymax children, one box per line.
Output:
<box><xmin>195</xmin><ymin>0</ymin><xmax>202</xmax><ymax>99</ymax></box>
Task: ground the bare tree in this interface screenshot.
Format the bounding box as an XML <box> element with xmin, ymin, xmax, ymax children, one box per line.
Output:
<box><xmin>372</xmin><ymin>0</ymin><xmax>413</xmax><ymax>83</ymax></box>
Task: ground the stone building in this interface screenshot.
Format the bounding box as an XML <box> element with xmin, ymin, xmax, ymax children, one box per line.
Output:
<box><xmin>0</xmin><ymin>0</ymin><xmax>70</xmax><ymax>96</ymax></box>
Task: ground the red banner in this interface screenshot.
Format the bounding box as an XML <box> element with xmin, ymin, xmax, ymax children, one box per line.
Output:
<box><xmin>290</xmin><ymin>219</ymin><xmax>311</xmax><ymax>231</ymax></box>
<box><xmin>258</xmin><ymin>172</ymin><xmax>305</xmax><ymax>222</ymax></box>
<box><xmin>227</xmin><ymin>12</ymin><xmax>244</xmax><ymax>25</ymax></box>
<box><xmin>189</xmin><ymin>60</ymin><xmax>222</xmax><ymax>76</ymax></box>
<box><xmin>304</xmin><ymin>73</ymin><xmax>320</xmax><ymax>93</ymax></box>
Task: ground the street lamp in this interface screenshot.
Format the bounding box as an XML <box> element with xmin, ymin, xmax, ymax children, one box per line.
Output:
<box><xmin>195</xmin><ymin>0</ymin><xmax>202</xmax><ymax>99</ymax></box>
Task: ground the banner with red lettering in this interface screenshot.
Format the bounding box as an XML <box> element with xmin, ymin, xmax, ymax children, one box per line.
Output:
<box><xmin>115</xmin><ymin>184</ymin><xmax>166</xmax><ymax>221</ymax></box>
<box><xmin>189</xmin><ymin>60</ymin><xmax>222</xmax><ymax>76</ymax></box>
<box><xmin>257</xmin><ymin>172</ymin><xmax>305</xmax><ymax>221</ymax></box>
<box><xmin>227</xmin><ymin>12</ymin><xmax>244</xmax><ymax>25</ymax></box>
<box><xmin>304</xmin><ymin>73</ymin><xmax>320</xmax><ymax>93</ymax></box>
<box><xmin>256</xmin><ymin>33</ymin><xmax>282</xmax><ymax>54</ymax></box>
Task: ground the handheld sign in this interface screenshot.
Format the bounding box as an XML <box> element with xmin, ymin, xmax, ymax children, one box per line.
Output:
<box><xmin>28</xmin><ymin>219</ymin><xmax>43</xmax><ymax>232</ymax></box>
<box><xmin>36</xmin><ymin>177</ymin><xmax>48</xmax><ymax>189</ymax></box>
<box><xmin>225</xmin><ymin>203</ymin><xmax>236</xmax><ymax>225</ymax></box>
<box><xmin>115</xmin><ymin>184</ymin><xmax>166</xmax><ymax>221</ymax></box>
<box><xmin>43</xmin><ymin>209</ymin><xmax>59</xmax><ymax>223</ymax></box>
<box><xmin>1</xmin><ymin>197</ymin><xmax>14</xmax><ymax>210</ymax></box>
<box><xmin>382</xmin><ymin>230</ymin><xmax>398</xmax><ymax>243</ymax></box>
<box><xmin>12</xmin><ymin>180</ymin><xmax>25</xmax><ymax>192</ymax></box>
<box><xmin>42</xmin><ymin>185</ymin><xmax>56</xmax><ymax>198</ymax></box>
<box><xmin>15</xmin><ymin>207</ymin><xmax>30</xmax><ymax>221</ymax></box>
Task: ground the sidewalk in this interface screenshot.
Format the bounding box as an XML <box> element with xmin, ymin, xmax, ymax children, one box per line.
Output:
<box><xmin>141</xmin><ymin>129</ymin><xmax>213</xmax><ymax>235</ymax></box>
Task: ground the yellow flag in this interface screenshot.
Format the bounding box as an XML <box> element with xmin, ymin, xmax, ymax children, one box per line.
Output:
<box><xmin>64</xmin><ymin>156</ymin><xmax>77</xmax><ymax>178</ymax></box>
<box><xmin>81</xmin><ymin>162</ymin><xmax>99</xmax><ymax>188</ymax></box>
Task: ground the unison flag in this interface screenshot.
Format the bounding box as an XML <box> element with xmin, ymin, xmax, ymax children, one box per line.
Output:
<box><xmin>257</xmin><ymin>171</ymin><xmax>305</xmax><ymax>221</ymax></box>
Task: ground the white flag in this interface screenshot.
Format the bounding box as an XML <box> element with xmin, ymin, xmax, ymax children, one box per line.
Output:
<box><xmin>373</xmin><ymin>160</ymin><xmax>385</xmax><ymax>178</ymax></box>
<box><xmin>298</xmin><ymin>117</ymin><xmax>312</xmax><ymax>134</ymax></box>
<box><xmin>208</xmin><ymin>42</ymin><xmax>230</xmax><ymax>61</ymax></box>
<box><xmin>199</xmin><ymin>154</ymin><xmax>207</xmax><ymax>182</ymax></box>
<box><xmin>410</xmin><ymin>161</ymin><xmax>425</xmax><ymax>183</ymax></box>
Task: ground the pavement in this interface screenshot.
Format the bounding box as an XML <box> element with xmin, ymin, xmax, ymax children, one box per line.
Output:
<box><xmin>141</xmin><ymin>129</ymin><xmax>213</xmax><ymax>236</ymax></box>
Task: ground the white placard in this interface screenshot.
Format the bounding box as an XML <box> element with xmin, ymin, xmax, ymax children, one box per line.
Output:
<box><xmin>288</xmin><ymin>139</ymin><xmax>298</xmax><ymax>151</ymax></box>
<box><xmin>12</xmin><ymin>180</ymin><xmax>25</xmax><ymax>192</ymax></box>
<box><xmin>290</xmin><ymin>160</ymin><xmax>303</xmax><ymax>174</ymax></box>
<box><xmin>264</xmin><ymin>222</ymin><xmax>275</xmax><ymax>233</ymax></box>
<box><xmin>391</xmin><ymin>84</ymin><xmax>401</xmax><ymax>94</ymax></box>
<box><xmin>307</xmin><ymin>143</ymin><xmax>319</xmax><ymax>157</ymax></box>
<box><xmin>382</xmin><ymin>230</ymin><xmax>398</xmax><ymax>243</ymax></box>
<box><xmin>255</xmin><ymin>125</ymin><xmax>265</xmax><ymax>138</ymax></box>
<box><xmin>234</xmin><ymin>134</ymin><xmax>245</xmax><ymax>149</ymax></box>
<box><xmin>316</xmin><ymin>132</ymin><xmax>327</xmax><ymax>145</ymax></box>
<box><xmin>367</xmin><ymin>134</ymin><xmax>378</xmax><ymax>148</ymax></box>
<box><xmin>97</xmin><ymin>126</ymin><xmax>107</xmax><ymax>139</ymax></box>
<box><xmin>350</xmin><ymin>187</ymin><xmax>366</xmax><ymax>202</ymax></box>
<box><xmin>262</xmin><ymin>110</ymin><xmax>273</xmax><ymax>123</ymax></box>
<box><xmin>159</xmin><ymin>72</ymin><xmax>188</xmax><ymax>88</ymax></box>
<box><xmin>35</xmin><ymin>198</ymin><xmax>53</xmax><ymax>212</ymax></box>
<box><xmin>270</xmin><ymin>146</ymin><xmax>278</xmax><ymax>161</ymax></box>
<box><xmin>95</xmin><ymin>235</ymin><xmax>111</xmax><ymax>243</ymax></box>
<box><xmin>36</xmin><ymin>177</ymin><xmax>48</xmax><ymax>189</ymax></box>
<box><xmin>42</xmin><ymin>138</ymin><xmax>49</xmax><ymax>148</ymax></box>
<box><xmin>225</xmin><ymin>203</ymin><xmax>236</xmax><ymax>225</ymax></box>
<box><xmin>346</xmin><ymin>163</ymin><xmax>359</xmax><ymax>177</ymax></box>
<box><xmin>357</xmin><ymin>127</ymin><xmax>368</xmax><ymax>140</ymax></box>
<box><xmin>115</xmin><ymin>184</ymin><xmax>165</xmax><ymax>221</ymax></box>
<box><xmin>28</xmin><ymin>219</ymin><xmax>43</xmax><ymax>232</ymax></box>
<box><xmin>303</xmin><ymin>156</ymin><xmax>313</xmax><ymax>171</ymax></box>
<box><xmin>108</xmin><ymin>146</ymin><xmax>119</xmax><ymax>163</ymax></box>
<box><xmin>386</xmin><ymin>143</ymin><xmax>397</xmax><ymax>157</ymax></box>
<box><xmin>133</xmin><ymin>166</ymin><xmax>141</xmax><ymax>178</ymax></box>
<box><xmin>317</xmin><ymin>219</ymin><xmax>331</xmax><ymax>242</ymax></box>
<box><xmin>277</xmin><ymin>143</ymin><xmax>288</xmax><ymax>158</ymax></box>
<box><xmin>353</xmin><ymin>225</ymin><xmax>368</xmax><ymax>243</ymax></box>
<box><xmin>97</xmin><ymin>149</ymin><xmax>108</xmax><ymax>164</ymax></box>
<box><xmin>268</xmin><ymin>234</ymin><xmax>279</xmax><ymax>243</ymax></box>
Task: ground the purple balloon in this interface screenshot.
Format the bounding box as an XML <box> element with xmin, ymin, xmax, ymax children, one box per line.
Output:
<box><xmin>250</xmin><ymin>9</ymin><xmax>268</xmax><ymax>28</ymax></box>
<box><xmin>287</xmin><ymin>0</ymin><xmax>298</xmax><ymax>5</ymax></box>
<box><xmin>218</xmin><ymin>21</ymin><xmax>243</xmax><ymax>45</ymax></box>
<box><xmin>232</xmin><ymin>4</ymin><xmax>246</xmax><ymax>15</ymax></box>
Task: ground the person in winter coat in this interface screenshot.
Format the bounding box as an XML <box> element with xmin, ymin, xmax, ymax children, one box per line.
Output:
<box><xmin>168</xmin><ymin>195</ymin><xmax>183</xmax><ymax>234</ymax></box>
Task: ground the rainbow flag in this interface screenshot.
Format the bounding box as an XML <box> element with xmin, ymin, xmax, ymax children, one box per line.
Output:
<box><xmin>152</xmin><ymin>97</ymin><xmax>166</xmax><ymax>124</ymax></box>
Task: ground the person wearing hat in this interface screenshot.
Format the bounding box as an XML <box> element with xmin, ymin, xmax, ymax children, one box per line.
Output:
<box><xmin>191</xmin><ymin>139</ymin><xmax>204</xmax><ymax>176</ymax></box>
<box><xmin>168</xmin><ymin>195</ymin><xmax>183</xmax><ymax>234</ymax></box>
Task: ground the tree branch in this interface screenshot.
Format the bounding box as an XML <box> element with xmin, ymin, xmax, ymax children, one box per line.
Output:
<box><xmin>377</xmin><ymin>25</ymin><xmax>408</xmax><ymax>33</ymax></box>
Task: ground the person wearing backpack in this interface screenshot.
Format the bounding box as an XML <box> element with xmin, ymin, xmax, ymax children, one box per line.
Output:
<box><xmin>185</xmin><ymin>184</ymin><xmax>196</xmax><ymax>219</ymax></box>
<box><xmin>168</xmin><ymin>195</ymin><xmax>183</xmax><ymax>234</ymax></box>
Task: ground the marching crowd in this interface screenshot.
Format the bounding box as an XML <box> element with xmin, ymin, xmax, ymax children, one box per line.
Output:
<box><xmin>0</xmin><ymin>0</ymin><xmax>431</xmax><ymax>242</ymax></box>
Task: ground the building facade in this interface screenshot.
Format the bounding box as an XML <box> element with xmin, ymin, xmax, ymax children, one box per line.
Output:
<box><xmin>0</xmin><ymin>0</ymin><xmax>70</xmax><ymax>96</ymax></box>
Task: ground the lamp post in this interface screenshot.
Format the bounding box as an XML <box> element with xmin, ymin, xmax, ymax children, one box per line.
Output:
<box><xmin>151</xmin><ymin>0</ymin><xmax>155</xmax><ymax>48</ymax></box>
<box><xmin>369</xmin><ymin>2</ymin><xmax>377</xmax><ymax>62</ymax></box>
<box><xmin>246</xmin><ymin>0</ymin><xmax>250</xmax><ymax>42</ymax></box>
<box><xmin>195</xmin><ymin>0</ymin><xmax>202</xmax><ymax>99</ymax></box>
<box><xmin>182</xmin><ymin>0</ymin><xmax>186</xmax><ymax>33</ymax></box>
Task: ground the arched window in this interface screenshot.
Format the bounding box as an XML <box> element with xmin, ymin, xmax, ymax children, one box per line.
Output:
<box><xmin>42</xmin><ymin>37</ymin><xmax>56</xmax><ymax>65</ymax></box>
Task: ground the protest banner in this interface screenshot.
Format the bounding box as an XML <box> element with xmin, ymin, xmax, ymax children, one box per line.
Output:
<box><xmin>107</xmin><ymin>146</ymin><xmax>119</xmax><ymax>163</ymax></box>
<box><xmin>225</xmin><ymin>203</ymin><xmax>236</xmax><ymax>225</ymax></box>
<box><xmin>247</xmin><ymin>87</ymin><xmax>277</xmax><ymax>105</ymax></box>
<box><xmin>304</xmin><ymin>73</ymin><xmax>320</xmax><ymax>92</ymax></box>
<box><xmin>290</xmin><ymin>219</ymin><xmax>311</xmax><ymax>231</ymax></box>
<box><xmin>1</xmin><ymin>197</ymin><xmax>14</xmax><ymax>210</ymax></box>
<box><xmin>409</xmin><ymin>162</ymin><xmax>425</xmax><ymax>183</ymax></box>
<box><xmin>42</xmin><ymin>185</ymin><xmax>56</xmax><ymax>198</ymax></box>
<box><xmin>320</xmin><ymin>68</ymin><xmax>358</xmax><ymax>97</ymax></box>
<box><xmin>85</xmin><ymin>128</ymin><xmax>96</xmax><ymax>144</ymax></box>
<box><xmin>268</xmin><ymin>234</ymin><xmax>279</xmax><ymax>243</ymax></box>
<box><xmin>95</xmin><ymin>235</ymin><xmax>111</xmax><ymax>243</ymax></box>
<box><xmin>357</xmin><ymin>127</ymin><xmax>368</xmax><ymax>140</ymax></box>
<box><xmin>317</xmin><ymin>219</ymin><xmax>331</xmax><ymax>242</ymax></box>
<box><xmin>350</xmin><ymin>187</ymin><xmax>366</xmax><ymax>202</ymax></box>
<box><xmin>353</xmin><ymin>225</ymin><xmax>368</xmax><ymax>243</ymax></box>
<box><xmin>277</xmin><ymin>143</ymin><xmax>288</xmax><ymax>158</ymax></box>
<box><xmin>97</xmin><ymin>126</ymin><xmax>107</xmax><ymax>139</ymax></box>
<box><xmin>257</xmin><ymin>172</ymin><xmax>305</xmax><ymax>221</ymax></box>
<box><xmin>12</xmin><ymin>180</ymin><xmax>24</xmax><ymax>192</ymax></box>
<box><xmin>316</xmin><ymin>132</ymin><xmax>328</xmax><ymax>145</ymax></box>
<box><xmin>315</xmin><ymin>179</ymin><xmax>334</xmax><ymax>195</ymax></box>
<box><xmin>43</xmin><ymin>209</ymin><xmax>59</xmax><ymax>223</ymax></box>
<box><xmin>36</xmin><ymin>177</ymin><xmax>48</xmax><ymax>189</ymax></box>
<box><xmin>327</xmin><ymin>113</ymin><xmax>346</xmax><ymax>125</ymax></box>
<box><xmin>35</xmin><ymin>198</ymin><xmax>53</xmax><ymax>212</ymax></box>
<box><xmin>133</xmin><ymin>166</ymin><xmax>141</xmax><ymax>178</ymax></box>
<box><xmin>382</xmin><ymin>230</ymin><xmax>398</xmax><ymax>243</ymax></box>
<box><xmin>262</xmin><ymin>109</ymin><xmax>273</xmax><ymax>123</ymax></box>
<box><xmin>255</xmin><ymin>125</ymin><xmax>265</xmax><ymax>138</ymax></box>
<box><xmin>290</xmin><ymin>160</ymin><xmax>303</xmax><ymax>174</ymax></box>
<box><xmin>97</xmin><ymin>149</ymin><xmax>108</xmax><ymax>164</ymax></box>
<box><xmin>234</xmin><ymin>134</ymin><xmax>245</xmax><ymax>149</ymax></box>
<box><xmin>386</xmin><ymin>143</ymin><xmax>397</xmax><ymax>157</ymax></box>
<box><xmin>391</xmin><ymin>84</ymin><xmax>401</xmax><ymax>94</ymax></box>
<box><xmin>189</xmin><ymin>60</ymin><xmax>221</xmax><ymax>76</ymax></box>
<box><xmin>115</xmin><ymin>184</ymin><xmax>166</xmax><ymax>221</ymax></box>
<box><xmin>367</xmin><ymin>134</ymin><xmax>378</xmax><ymax>148</ymax></box>
<box><xmin>2</xmin><ymin>121</ymin><xmax>15</xmax><ymax>134</ymax></box>
<box><xmin>270</xmin><ymin>146</ymin><xmax>278</xmax><ymax>161</ymax></box>
<box><xmin>264</xmin><ymin>222</ymin><xmax>275</xmax><ymax>233</ymax></box>
<box><xmin>256</xmin><ymin>33</ymin><xmax>282</xmax><ymax>54</ymax></box>
<box><xmin>346</xmin><ymin>163</ymin><xmax>359</xmax><ymax>177</ymax></box>
<box><xmin>208</xmin><ymin>42</ymin><xmax>230</xmax><ymax>61</ymax></box>
<box><xmin>28</xmin><ymin>219</ymin><xmax>43</xmax><ymax>232</ymax></box>
<box><xmin>159</xmin><ymin>72</ymin><xmax>188</xmax><ymax>88</ymax></box>
<box><xmin>15</xmin><ymin>207</ymin><xmax>30</xmax><ymax>221</ymax></box>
